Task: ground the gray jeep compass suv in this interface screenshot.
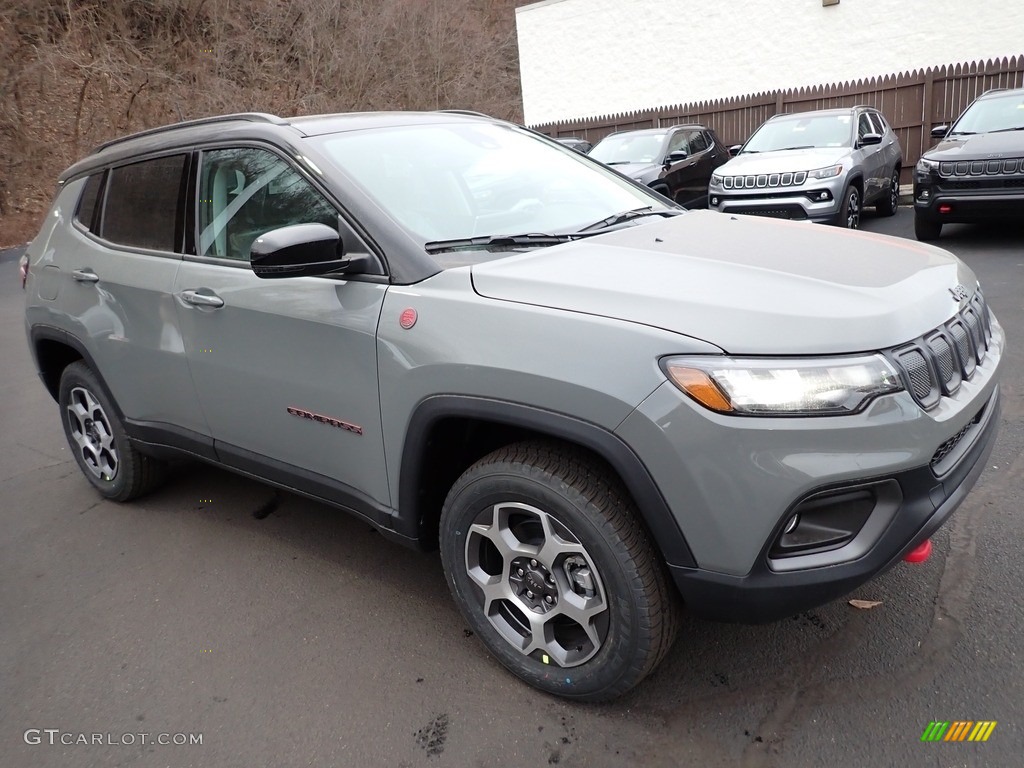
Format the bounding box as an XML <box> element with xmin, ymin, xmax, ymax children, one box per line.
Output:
<box><xmin>709</xmin><ymin>106</ymin><xmax>903</xmax><ymax>228</ymax></box>
<box><xmin>23</xmin><ymin>111</ymin><xmax>1002</xmax><ymax>701</ymax></box>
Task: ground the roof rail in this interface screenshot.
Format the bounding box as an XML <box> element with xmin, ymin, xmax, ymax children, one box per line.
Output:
<box><xmin>92</xmin><ymin>112</ymin><xmax>289</xmax><ymax>153</ymax></box>
<box><xmin>436</xmin><ymin>109</ymin><xmax>493</xmax><ymax>118</ymax></box>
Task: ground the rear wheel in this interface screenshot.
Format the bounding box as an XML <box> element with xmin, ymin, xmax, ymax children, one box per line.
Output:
<box><xmin>58</xmin><ymin>362</ymin><xmax>166</xmax><ymax>501</ymax></box>
<box><xmin>877</xmin><ymin>169</ymin><xmax>900</xmax><ymax>216</ymax></box>
<box><xmin>914</xmin><ymin>214</ymin><xmax>942</xmax><ymax>241</ymax></box>
<box><xmin>439</xmin><ymin>441</ymin><xmax>679</xmax><ymax>701</ymax></box>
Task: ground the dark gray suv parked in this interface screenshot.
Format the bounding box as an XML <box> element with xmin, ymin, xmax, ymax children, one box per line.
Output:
<box><xmin>23</xmin><ymin>111</ymin><xmax>1003</xmax><ymax>701</ymax></box>
<box><xmin>914</xmin><ymin>87</ymin><xmax>1024</xmax><ymax>240</ymax></box>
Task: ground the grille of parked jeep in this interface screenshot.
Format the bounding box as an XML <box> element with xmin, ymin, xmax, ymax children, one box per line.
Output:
<box><xmin>721</xmin><ymin>171</ymin><xmax>807</xmax><ymax>190</ymax></box>
<box><xmin>939</xmin><ymin>158</ymin><xmax>1024</xmax><ymax>177</ymax></box>
<box><xmin>886</xmin><ymin>291</ymin><xmax>993</xmax><ymax>410</ymax></box>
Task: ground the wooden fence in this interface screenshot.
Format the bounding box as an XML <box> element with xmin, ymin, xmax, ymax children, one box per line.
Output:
<box><xmin>533</xmin><ymin>56</ymin><xmax>1024</xmax><ymax>185</ymax></box>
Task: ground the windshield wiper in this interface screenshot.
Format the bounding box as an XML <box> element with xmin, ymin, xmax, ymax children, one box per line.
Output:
<box><xmin>577</xmin><ymin>207</ymin><xmax>680</xmax><ymax>233</ymax></box>
<box><xmin>990</xmin><ymin>126</ymin><xmax>1024</xmax><ymax>133</ymax></box>
<box><xmin>424</xmin><ymin>233</ymin><xmax>577</xmax><ymax>254</ymax></box>
<box><xmin>949</xmin><ymin>131</ymin><xmax>976</xmax><ymax>136</ymax></box>
<box><xmin>605</xmin><ymin>161</ymin><xmax>635</xmax><ymax>165</ymax></box>
<box><xmin>776</xmin><ymin>145</ymin><xmax>815</xmax><ymax>151</ymax></box>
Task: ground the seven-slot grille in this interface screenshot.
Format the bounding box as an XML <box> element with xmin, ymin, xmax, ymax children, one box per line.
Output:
<box><xmin>721</xmin><ymin>171</ymin><xmax>807</xmax><ymax>190</ymax></box>
<box><xmin>939</xmin><ymin>158</ymin><xmax>1024</xmax><ymax>177</ymax></box>
<box><xmin>887</xmin><ymin>290</ymin><xmax>993</xmax><ymax>410</ymax></box>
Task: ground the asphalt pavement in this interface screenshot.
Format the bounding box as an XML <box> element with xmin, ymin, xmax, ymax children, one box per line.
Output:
<box><xmin>2</xmin><ymin>209</ymin><xmax>1023</xmax><ymax>768</ymax></box>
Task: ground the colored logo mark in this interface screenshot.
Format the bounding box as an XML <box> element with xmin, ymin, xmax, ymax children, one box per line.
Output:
<box><xmin>921</xmin><ymin>720</ymin><xmax>996</xmax><ymax>742</ymax></box>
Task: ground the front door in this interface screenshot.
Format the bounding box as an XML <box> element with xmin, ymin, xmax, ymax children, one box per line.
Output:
<box><xmin>172</xmin><ymin>146</ymin><xmax>391</xmax><ymax>511</ymax></box>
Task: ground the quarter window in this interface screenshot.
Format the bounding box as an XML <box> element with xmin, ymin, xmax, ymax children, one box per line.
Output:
<box><xmin>75</xmin><ymin>173</ymin><xmax>104</xmax><ymax>232</ymax></box>
<box><xmin>198</xmin><ymin>148</ymin><xmax>338</xmax><ymax>261</ymax></box>
<box><xmin>100</xmin><ymin>155</ymin><xmax>187</xmax><ymax>251</ymax></box>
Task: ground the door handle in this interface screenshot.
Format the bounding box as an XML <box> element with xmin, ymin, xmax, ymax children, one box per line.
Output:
<box><xmin>72</xmin><ymin>268</ymin><xmax>99</xmax><ymax>283</ymax></box>
<box><xmin>179</xmin><ymin>289</ymin><xmax>225</xmax><ymax>309</ymax></box>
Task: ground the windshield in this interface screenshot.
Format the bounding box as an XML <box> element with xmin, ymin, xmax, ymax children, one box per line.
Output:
<box><xmin>313</xmin><ymin>123</ymin><xmax>669</xmax><ymax>254</ymax></box>
<box><xmin>589</xmin><ymin>132</ymin><xmax>668</xmax><ymax>164</ymax></box>
<box><xmin>950</xmin><ymin>91</ymin><xmax>1024</xmax><ymax>134</ymax></box>
<box><xmin>741</xmin><ymin>114</ymin><xmax>854</xmax><ymax>153</ymax></box>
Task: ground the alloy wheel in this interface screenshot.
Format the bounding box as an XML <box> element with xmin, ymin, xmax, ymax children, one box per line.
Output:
<box><xmin>66</xmin><ymin>386</ymin><xmax>119</xmax><ymax>481</ymax></box>
<box><xmin>463</xmin><ymin>501</ymin><xmax>608</xmax><ymax>667</ymax></box>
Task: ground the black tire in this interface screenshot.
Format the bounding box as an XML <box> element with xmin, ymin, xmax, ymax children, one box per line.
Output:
<box><xmin>876</xmin><ymin>169</ymin><xmax>900</xmax><ymax>216</ymax></box>
<box><xmin>839</xmin><ymin>183</ymin><xmax>862</xmax><ymax>229</ymax></box>
<box><xmin>58</xmin><ymin>361</ymin><xmax>166</xmax><ymax>501</ymax></box>
<box><xmin>439</xmin><ymin>441</ymin><xmax>679</xmax><ymax>701</ymax></box>
<box><xmin>914</xmin><ymin>214</ymin><xmax>942</xmax><ymax>241</ymax></box>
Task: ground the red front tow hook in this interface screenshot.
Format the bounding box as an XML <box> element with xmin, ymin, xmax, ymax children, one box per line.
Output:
<box><xmin>904</xmin><ymin>539</ymin><xmax>932</xmax><ymax>563</ymax></box>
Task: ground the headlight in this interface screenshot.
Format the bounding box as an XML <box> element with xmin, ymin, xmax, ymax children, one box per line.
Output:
<box><xmin>662</xmin><ymin>355</ymin><xmax>903</xmax><ymax>416</ymax></box>
<box><xmin>916</xmin><ymin>157</ymin><xmax>939</xmax><ymax>174</ymax></box>
<box><xmin>711</xmin><ymin>174</ymin><xmax>723</xmax><ymax>186</ymax></box>
<box><xmin>807</xmin><ymin>164</ymin><xmax>843</xmax><ymax>180</ymax></box>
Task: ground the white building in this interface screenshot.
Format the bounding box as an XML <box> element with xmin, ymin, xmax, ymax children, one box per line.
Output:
<box><xmin>516</xmin><ymin>0</ymin><xmax>1024</xmax><ymax>126</ymax></box>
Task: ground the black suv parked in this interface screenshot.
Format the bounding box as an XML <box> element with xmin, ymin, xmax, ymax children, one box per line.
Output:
<box><xmin>914</xmin><ymin>87</ymin><xmax>1024</xmax><ymax>240</ymax></box>
<box><xmin>588</xmin><ymin>125</ymin><xmax>730</xmax><ymax>208</ymax></box>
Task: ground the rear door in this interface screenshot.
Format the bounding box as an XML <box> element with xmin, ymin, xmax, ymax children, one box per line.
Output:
<box><xmin>172</xmin><ymin>145</ymin><xmax>392</xmax><ymax>510</ymax></box>
<box><xmin>54</xmin><ymin>155</ymin><xmax>209</xmax><ymax>437</ymax></box>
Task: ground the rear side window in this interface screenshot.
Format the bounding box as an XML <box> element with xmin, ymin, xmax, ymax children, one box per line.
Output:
<box><xmin>100</xmin><ymin>155</ymin><xmax>187</xmax><ymax>252</ymax></box>
<box><xmin>75</xmin><ymin>173</ymin><xmax>104</xmax><ymax>232</ymax></box>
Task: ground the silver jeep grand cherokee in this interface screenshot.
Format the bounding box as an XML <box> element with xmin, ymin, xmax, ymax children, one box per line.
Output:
<box><xmin>23</xmin><ymin>111</ymin><xmax>1001</xmax><ymax>701</ymax></box>
<box><xmin>709</xmin><ymin>106</ymin><xmax>903</xmax><ymax>228</ymax></box>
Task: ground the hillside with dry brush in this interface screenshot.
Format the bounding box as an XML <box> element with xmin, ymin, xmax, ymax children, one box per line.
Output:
<box><xmin>0</xmin><ymin>0</ymin><xmax>525</xmax><ymax>246</ymax></box>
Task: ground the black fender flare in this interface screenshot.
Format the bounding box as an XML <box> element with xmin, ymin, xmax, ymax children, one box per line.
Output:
<box><xmin>397</xmin><ymin>395</ymin><xmax>696</xmax><ymax>568</ymax></box>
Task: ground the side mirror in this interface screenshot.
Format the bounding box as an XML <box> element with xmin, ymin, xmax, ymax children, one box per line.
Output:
<box><xmin>859</xmin><ymin>132</ymin><xmax>883</xmax><ymax>147</ymax></box>
<box><xmin>250</xmin><ymin>223</ymin><xmax>353</xmax><ymax>279</ymax></box>
<box><xmin>728</xmin><ymin>144</ymin><xmax>742</xmax><ymax>156</ymax></box>
<box><xmin>664</xmin><ymin>150</ymin><xmax>688</xmax><ymax>166</ymax></box>
<box><xmin>931</xmin><ymin>125</ymin><xmax>950</xmax><ymax>139</ymax></box>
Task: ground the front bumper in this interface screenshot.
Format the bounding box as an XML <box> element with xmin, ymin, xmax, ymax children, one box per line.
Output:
<box><xmin>709</xmin><ymin>186</ymin><xmax>844</xmax><ymax>223</ymax></box>
<box><xmin>615</xmin><ymin>310</ymin><xmax>1004</xmax><ymax>623</ymax></box>
<box><xmin>914</xmin><ymin>170</ymin><xmax>1024</xmax><ymax>224</ymax></box>
<box><xmin>669</xmin><ymin>387</ymin><xmax>999</xmax><ymax>622</ymax></box>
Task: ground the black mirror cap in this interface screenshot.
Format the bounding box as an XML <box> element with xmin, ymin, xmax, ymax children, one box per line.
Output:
<box><xmin>250</xmin><ymin>223</ymin><xmax>350</xmax><ymax>279</ymax></box>
<box><xmin>931</xmin><ymin>124</ymin><xmax>950</xmax><ymax>139</ymax></box>
<box><xmin>859</xmin><ymin>132</ymin><xmax>883</xmax><ymax>147</ymax></box>
<box><xmin>728</xmin><ymin>144</ymin><xmax>742</xmax><ymax>156</ymax></box>
<box><xmin>665</xmin><ymin>150</ymin><xmax>689</xmax><ymax>165</ymax></box>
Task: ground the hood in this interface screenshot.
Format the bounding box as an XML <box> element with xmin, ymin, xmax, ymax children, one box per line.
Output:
<box><xmin>606</xmin><ymin>162</ymin><xmax>661</xmax><ymax>183</ymax></box>
<box><xmin>470</xmin><ymin>210</ymin><xmax>976</xmax><ymax>355</ymax></box>
<box><xmin>923</xmin><ymin>131</ymin><xmax>1024</xmax><ymax>162</ymax></box>
<box><xmin>718</xmin><ymin>147</ymin><xmax>848</xmax><ymax>176</ymax></box>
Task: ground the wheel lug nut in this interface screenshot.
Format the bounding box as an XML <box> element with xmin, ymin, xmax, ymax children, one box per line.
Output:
<box><xmin>547</xmin><ymin>574</ymin><xmax>555</xmax><ymax>583</ymax></box>
<box><xmin>545</xmin><ymin>595</ymin><xmax>554</xmax><ymax>604</ymax></box>
<box><xmin>526</xmin><ymin>590</ymin><xmax>534</xmax><ymax>599</ymax></box>
<box><xmin>517</xmin><ymin>568</ymin><xmax>525</xmax><ymax>576</ymax></box>
<box><xmin>530</xmin><ymin>559</ymin><xmax>538</xmax><ymax>567</ymax></box>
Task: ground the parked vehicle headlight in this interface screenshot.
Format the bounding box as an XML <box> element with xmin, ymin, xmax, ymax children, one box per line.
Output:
<box><xmin>711</xmin><ymin>173</ymin><xmax>724</xmax><ymax>186</ymax></box>
<box><xmin>807</xmin><ymin>164</ymin><xmax>843</xmax><ymax>180</ymax></box>
<box><xmin>661</xmin><ymin>355</ymin><xmax>903</xmax><ymax>416</ymax></box>
<box><xmin>915</xmin><ymin>157</ymin><xmax>939</xmax><ymax>175</ymax></box>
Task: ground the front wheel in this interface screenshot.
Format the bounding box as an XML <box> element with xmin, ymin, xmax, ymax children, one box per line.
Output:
<box><xmin>914</xmin><ymin>214</ymin><xmax>942</xmax><ymax>241</ymax></box>
<box><xmin>439</xmin><ymin>442</ymin><xmax>679</xmax><ymax>701</ymax></box>
<box><xmin>840</xmin><ymin>184</ymin><xmax>862</xmax><ymax>229</ymax></box>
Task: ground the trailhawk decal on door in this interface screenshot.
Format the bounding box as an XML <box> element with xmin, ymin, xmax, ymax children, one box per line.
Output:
<box><xmin>286</xmin><ymin>406</ymin><xmax>363</xmax><ymax>435</ymax></box>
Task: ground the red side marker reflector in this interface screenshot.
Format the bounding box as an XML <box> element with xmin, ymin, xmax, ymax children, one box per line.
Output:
<box><xmin>938</xmin><ymin>204</ymin><xmax>953</xmax><ymax>214</ymax></box>
<box><xmin>399</xmin><ymin>308</ymin><xmax>418</xmax><ymax>329</ymax></box>
<box><xmin>904</xmin><ymin>538</ymin><xmax>932</xmax><ymax>563</ymax></box>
